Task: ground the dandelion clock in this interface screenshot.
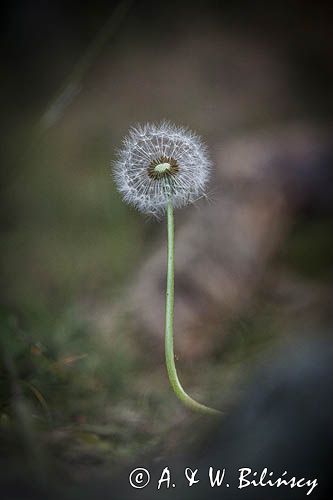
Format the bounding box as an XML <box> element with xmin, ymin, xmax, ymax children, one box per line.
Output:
<box><xmin>113</xmin><ymin>122</ymin><xmax>220</xmax><ymax>415</ymax></box>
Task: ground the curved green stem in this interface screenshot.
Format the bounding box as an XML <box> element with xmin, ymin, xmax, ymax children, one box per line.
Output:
<box><xmin>165</xmin><ymin>201</ymin><xmax>221</xmax><ymax>416</ymax></box>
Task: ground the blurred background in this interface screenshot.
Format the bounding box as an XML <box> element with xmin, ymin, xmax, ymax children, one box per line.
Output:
<box><xmin>1</xmin><ymin>1</ymin><xmax>332</xmax><ymax>498</ymax></box>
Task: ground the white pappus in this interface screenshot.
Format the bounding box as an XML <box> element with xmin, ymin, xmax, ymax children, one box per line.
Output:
<box><xmin>113</xmin><ymin>121</ymin><xmax>211</xmax><ymax>216</ymax></box>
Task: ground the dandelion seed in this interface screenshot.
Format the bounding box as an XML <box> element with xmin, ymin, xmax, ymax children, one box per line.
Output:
<box><xmin>113</xmin><ymin>121</ymin><xmax>211</xmax><ymax>216</ymax></box>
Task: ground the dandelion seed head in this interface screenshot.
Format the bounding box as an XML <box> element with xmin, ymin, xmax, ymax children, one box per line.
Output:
<box><xmin>113</xmin><ymin>121</ymin><xmax>211</xmax><ymax>216</ymax></box>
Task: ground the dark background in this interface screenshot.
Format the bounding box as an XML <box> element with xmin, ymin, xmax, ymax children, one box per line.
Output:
<box><xmin>1</xmin><ymin>1</ymin><xmax>332</xmax><ymax>499</ymax></box>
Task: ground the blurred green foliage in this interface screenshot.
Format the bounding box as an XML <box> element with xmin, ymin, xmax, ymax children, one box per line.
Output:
<box><xmin>3</xmin><ymin>130</ymin><xmax>146</xmax><ymax>313</ymax></box>
<box><xmin>0</xmin><ymin>307</ymin><xmax>133</xmax><ymax>429</ymax></box>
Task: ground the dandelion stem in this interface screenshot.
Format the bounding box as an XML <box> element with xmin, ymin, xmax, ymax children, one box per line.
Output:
<box><xmin>165</xmin><ymin>201</ymin><xmax>221</xmax><ymax>416</ymax></box>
